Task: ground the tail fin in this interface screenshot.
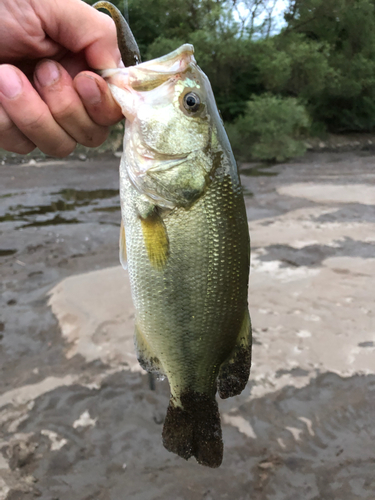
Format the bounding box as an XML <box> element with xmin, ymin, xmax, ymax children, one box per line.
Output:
<box><xmin>162</xmin><ymin>391</ymin><xmax>223</xmax><ymax>468</ymax></box>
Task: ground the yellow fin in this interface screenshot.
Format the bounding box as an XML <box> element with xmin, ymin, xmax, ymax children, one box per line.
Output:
<box><xmin>119</xmin><ymin>220</ymin><xmax>127</xmax><ymax>270</ymax></box>
<box><xmin>140</xmin><ymin>212</ymin><xmax>169</xmax><ymax>270</ymax></box>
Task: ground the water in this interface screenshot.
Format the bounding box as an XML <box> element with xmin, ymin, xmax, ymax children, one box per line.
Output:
<box><xmin>0</xmin><ymin>249</ymin><xmax>17</xmax><ymax>257</ymax></box>
<box><xmin>242</xmin><ymin>186</ymin><xmax>254</xmax><ymax>198</ymax></box>
<box><xmin>22</xmin><ymin>215</ymin><xmax>82</xmax><ymax>228</ymax></box>
<box><xmin>55</xmin><ymin>189</ymin><xmax>119</xmax><ymax>202</ymax></box>
<box><xmin>92</xmin><ymin>206</ymin><xmax>121</xmax><ymax>213</ymax></box>
<box><xmin>0</xmin><ymin>189</ymin><xmax>120</xmax><ymax>228</ymax></box>
<box><xmin>240</xmin><ymin>164</ymin><xmax>279</xmax><ymax>177</ymax></box>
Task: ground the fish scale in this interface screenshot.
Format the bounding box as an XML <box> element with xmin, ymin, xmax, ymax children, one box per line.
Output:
<box><xmin>123</xmin><ymin>168</ymin><xmax>248</xmax><ymax>392</ymax></box>
<box><xmin>95</xmin><ymin>1</ymin><xmax>251</xmax><ymax>467</ymax></box>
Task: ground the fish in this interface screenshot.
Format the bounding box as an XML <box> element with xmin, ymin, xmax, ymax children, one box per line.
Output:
<box><xmin>94</xmin><ymin>2</ymin><xmax>251</xmax><ymax>468</ymax></box>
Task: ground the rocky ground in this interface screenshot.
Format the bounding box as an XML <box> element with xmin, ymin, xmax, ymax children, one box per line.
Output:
<box><xmin>0</xmin><ymin>151</ymin><xmax>374</xmax><ymax>500</ymax></box>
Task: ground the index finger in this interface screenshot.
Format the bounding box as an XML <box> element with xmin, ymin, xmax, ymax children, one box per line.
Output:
<box><xmin>33</xmin><ymin>0</ymin><xmax>121</xmax><ymax>69</ymax></box>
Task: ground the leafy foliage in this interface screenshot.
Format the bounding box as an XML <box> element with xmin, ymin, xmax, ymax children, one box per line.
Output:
<box><xmin>226</xmin><ymin>95</ymin><xmax>310</xmax><ymax>161</ymax></box>
<box><xmin>282</xmin><ymin>0</ymin><xmax>375</xmax><ymax>131</ymax></box>
<box><xmin>86</xmin><ymin>0</ymin><xmax>375</xmax><ymax>159</ymax></box>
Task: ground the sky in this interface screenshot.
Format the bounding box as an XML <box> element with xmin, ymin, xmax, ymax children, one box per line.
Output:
<box><xmin>233</xmin><ymin>0</ymin><xmax>289</xmax><ymax>34</ymax></box>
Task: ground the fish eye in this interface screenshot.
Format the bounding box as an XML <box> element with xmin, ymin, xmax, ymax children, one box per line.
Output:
<box><xmin>183</xmin><ymin>92</ymin><xmax>201</xmax><ymax>113</ymax></box>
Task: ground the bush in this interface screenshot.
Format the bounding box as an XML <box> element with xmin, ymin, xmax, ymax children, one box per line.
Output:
<box><xmin>226</xmin><ymin>95</ymin><xmax>311</xmax><ymax>162</ymax></box>
<box><xmin>282</xmin><ymin>0</ymin><xmax>375</xmax><ymax>132</ymax></box>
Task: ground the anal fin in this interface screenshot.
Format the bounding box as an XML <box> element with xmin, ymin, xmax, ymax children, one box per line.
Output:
<box><xmin>218</xmin><ymin>309</ymin><xmax>252</xmax><ymax>399</ymax></box>
<box><xmin>135</xmin><ymin>323</ymin><xmax>164</xmax><ymax>376</ymax></box>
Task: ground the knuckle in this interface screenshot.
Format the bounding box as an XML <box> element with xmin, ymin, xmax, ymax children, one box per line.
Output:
<box><xmin>92</xmin><ymin>103</ymin><xmax>123</xmax><ymax>127</ymax></box>
<box><xmin>0</xmin><ymin>107</ymin><xmax>14</xmax><ymax>134</ymax></box>
<box><xmin>22</xmin><ymin>108</ymin><xmax>50</xmax><ymax>131</ymax></box>
<box><xmin>51</xmin><ymin>99</ymin><xmax>77</xmax><ymax>122</ymax></box>
<box><xmin>0</xmin><ymin>119</ymin><xmax>13</xmax><ymax>134</ymax></box>
<box><xmin>80</xmin><ymin>127</ymin><xmax>109</xmax><ymax>148</ymax></box>
<box><xmin>0</xmin><ymin>106</ymin><xmax>36</xmax><ymax>153</ymax></box>
<box><xmin>15</xmin><ymin>142</ymin><xmax>36</xmax><ymax>155</ymax></box>
<box><xmin>53</xmin><ymin>142</ymin><xmax>77</xmax><ymax>158</ymax></box>
<box><xmin>39</xmin><ymin>139</ymin><xmax>77</xmax><ymax>158</ymax></box>
<box><xmin>0</xmin><ymin>138</ymin><xmax>35</xmax><ymax>155</ymax></box>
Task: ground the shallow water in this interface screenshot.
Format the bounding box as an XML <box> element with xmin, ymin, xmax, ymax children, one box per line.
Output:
<box><xmin>240</xmin><ymin>163</ymin><xmax>279</xmax><ymax>177</ymax></box>
<box><xmin>0</xmin><ymin>188</ymin><xmax>120</xmax><ymax>228</ymax></box>
<box><xmin>0</xmin><ymin>249</ymin><xmax>17</xmax><ymax>257</ymax></box>
<box><xmin>0</xmin><ymin>152</ymin><xmax>374</xmax><ymax>498</ymax></box>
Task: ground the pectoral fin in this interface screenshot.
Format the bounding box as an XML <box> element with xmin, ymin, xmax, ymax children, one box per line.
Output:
<box><xmin>119</xmin><ymin>220</ymin><xmax>127</xmax><ymax>270</ymax></box>
<box><xmin>140</xmin><ymin>211</ymin><xmax>169</xmax><ymax>270</ymax></box>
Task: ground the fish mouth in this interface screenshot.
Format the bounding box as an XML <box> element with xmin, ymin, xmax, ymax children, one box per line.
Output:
<box><xmin>101</xmin><ymin>44</ymin><xmax>194</xmax><ymax>78</ymax></box>
<box><xmin>101</xmin><ymin>44</ymin><xmax>196</xmax><ymax>92</ymax></box>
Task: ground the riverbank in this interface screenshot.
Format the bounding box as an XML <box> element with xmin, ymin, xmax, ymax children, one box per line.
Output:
<box><xmin>0</xmin><ymin>151</ymin><xmax>374</xmax><ymax>499</ymax></box>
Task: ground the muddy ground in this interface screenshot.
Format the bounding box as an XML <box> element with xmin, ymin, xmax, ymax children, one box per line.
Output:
<box><xmin>0</xmin><ymin>151</ymin><xmax>374</xmax><ymax>500</ymax></box>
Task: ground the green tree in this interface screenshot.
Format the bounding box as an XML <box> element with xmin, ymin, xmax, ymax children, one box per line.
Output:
<box><xmin>282</xmin><ymin>0</ymin><xmax>375</xmax><ymax>131</ymax></box>
<box><xmin>86</xmin><ymin>0</ymin><xmax>375</xmax><ymax>158</ymax></box>
<box><xmin>226</xmin><ymin>95</ymin><xmax>310</xmax><ymax>161</ymax></box>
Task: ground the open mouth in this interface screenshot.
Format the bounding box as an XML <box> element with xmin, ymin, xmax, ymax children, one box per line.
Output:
<box><xmin>101</xmin><ymin>45</ymin><xmax>195</xmax><ymax>93</ymax></box>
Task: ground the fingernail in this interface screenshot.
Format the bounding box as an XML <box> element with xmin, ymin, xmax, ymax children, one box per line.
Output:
<box><xmin>0</xmin><ymin>65</ymin><xmax>23</xmax><ymax>99</ymax></box>
<box><xmin>35</xmin><ymin>60</ymin><xmax>60</xmax><ymax>87</ymax></box>
<box><xmin>75</xmin><ymin>75</ymin><xmax>102</xmax><ymax>105</ymax></box>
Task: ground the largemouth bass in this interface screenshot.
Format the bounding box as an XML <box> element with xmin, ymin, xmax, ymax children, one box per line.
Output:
<box><xmin>95</xmin><ymin>3</ymin><xmax>251</xmax><ymax>468</ymax></box>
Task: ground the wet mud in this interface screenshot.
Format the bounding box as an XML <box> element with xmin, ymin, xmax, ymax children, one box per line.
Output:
<box><xmin>0</xmin><ymin>152</ymin><xmax>374</xmax><ymax>499</ymax></box>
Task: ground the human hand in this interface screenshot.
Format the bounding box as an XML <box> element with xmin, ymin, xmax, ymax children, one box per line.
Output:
<box><xmin>0</xmin><ymin>0</ymin><xmax>124</xmax><ymax>157</ymax></box>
